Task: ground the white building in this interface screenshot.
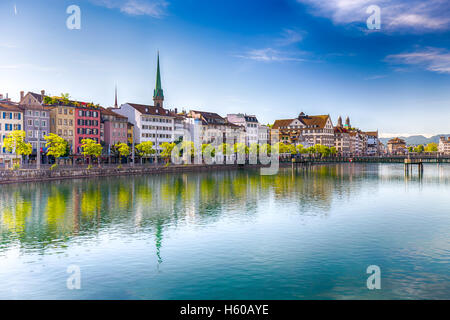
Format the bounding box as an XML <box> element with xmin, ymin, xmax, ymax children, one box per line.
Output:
<box><xmin>439</xmin><ymin>136</ymin><xmax>450</xmax><ymax>155</ymax></box>
<box><xmin>0</xmin><ymin>104</ymin><xmax>24</xmax><ymax>166</ymax></box>
<box><xmin>258</xmin><ymin>124</ymin><xmax>270</xmax><ymax>144</ymax></box>
<box><xmin>114</xmin><ymin>103</ymin><xmax>175</xmax><ymax>154</ymax></box>
<box><xmin>226</xmin><ymin>114</ymin><xmax>259</xmax><ymax>146</ymax></box>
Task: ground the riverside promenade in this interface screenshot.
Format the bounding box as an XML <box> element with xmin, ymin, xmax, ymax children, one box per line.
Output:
<box><xmin>0</xmin><ymin>163</ymin><xmax>265</xmax><ymax>184</ymax></box>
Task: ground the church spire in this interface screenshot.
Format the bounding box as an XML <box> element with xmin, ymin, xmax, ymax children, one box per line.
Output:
<box><xmin>153</xmin><ymin>51</ymin><xmax>164</xmax><ymax>107</ymax></box>
<box><xmin>114</xmin><ymin>84</ymin><xmax>118</xmax><ymax>108</ymax></box>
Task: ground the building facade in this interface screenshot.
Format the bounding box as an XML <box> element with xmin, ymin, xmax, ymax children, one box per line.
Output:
<box><xmin>75</xmin><ymin>107</ymin><xmax>101</xmax><ymax>154</ymax></box>
<box><xmin>226</xmin><ymin>114</ymin><xmax>259</xmax><ymax>146</ymax></box>
<box><xmin>115</xmin><ymin>103</ymin><xmax>175</xmax><ymax>154</ymax></box>
<box><xmin>439</xmin><ymin>137</ymin><xmax>450</xmax><ymax>155</ymax></box>
<box><xmin>49</xmin><ymin>105</ymin><xmax>76</xmax><ymax>150</ymax></box>
<box><xmin>364</xmin><ymin>131</ymin><xmax>381</xmax><ymax>156</ymax></box>
<box><xmin>187</xmin><ymin>110</ymin><xmax>245</xmax><ymax>145</ymax></box>
<box><xmin>20</xmin><ymin>105</ymin><xmax>51</xmax><ymax>157</ymax></box>
<box><xmin>273</xmin><ymin>113</ymin><xmax>334</xmax><ymax>148</ymax></box>
<box><xmin>387</xmin><ymin>137</ymin><xmax>407</xmax><ymax>154</ymax></box>
<box><xmin>0</xmin><ymin>104</ymin><xmax>24</xmax><ymax>166</ymax></box>
<box><xmin>100</xmin><ymin>107</ymin><xmax>128</xmax><ymax>148</ymax></box>
<box><xmin>18</xmin><ymin>91</ymin><xmax>51</xmax><ymax>157</ymax></box>
<box><xmin>334</xmin><ymin>126</ymin><xmax>351</xmax><ymax>156</ymax></box>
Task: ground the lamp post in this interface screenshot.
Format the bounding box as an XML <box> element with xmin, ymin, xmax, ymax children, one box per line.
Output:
<box><xmin>154</xmin><ymin>125</ymin><xmax>158</xmax><ymax>166</ymax></box>
<box><xmin>37</xmin><ymin>118</ymin><xmax>41</xmax><ymax>170</ymax></box>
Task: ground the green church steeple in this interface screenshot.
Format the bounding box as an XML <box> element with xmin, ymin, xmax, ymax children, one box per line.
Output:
<box><xmin>153</xmin><ymin>52</ymin><xmax>164</xmax><ymax>107</ymax></box>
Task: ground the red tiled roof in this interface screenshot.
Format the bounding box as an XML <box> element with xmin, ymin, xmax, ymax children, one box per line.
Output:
<box><xmin>0</xmin><ymin>103</ymin><xmax>23</xmax><ymax>112</ymax></box>
<box><xmin>273</xmin><ymin>119</ymin><xmax>295</xmax><ymax>129</ymax></box>
<box><xmin>101</xmin><ymin>107</ymin><xmax>127</xmax><ymax>119</ymax></box>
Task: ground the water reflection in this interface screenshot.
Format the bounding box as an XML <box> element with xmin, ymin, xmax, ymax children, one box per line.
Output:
<box><xmin>1</xmin><ymin>163</ymin><xmax>449</xmax><ymax>299</ymax></box>
<box><xmin>1</xmin><ymin>164</ymin><xmax>449</xmax><ymax>256</ymax></box>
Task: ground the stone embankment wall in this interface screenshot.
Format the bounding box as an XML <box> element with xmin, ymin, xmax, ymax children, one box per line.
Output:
<box><xmin>0</xmin><ymin>164</ymin><xmax>264</xmax><ymax>184</ymax></box>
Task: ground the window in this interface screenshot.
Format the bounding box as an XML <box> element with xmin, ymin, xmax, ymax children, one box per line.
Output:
<box><xmin>28</xmin><ymin>131</ymin><xmax>33</xmax><ymax>138</ymax></box>
<box><xmin>42</xmin><ymin>120</ymin><xmax>46</xmax><ymax>127</ymax></box>
<box><xmin>28</xmin><ymin>120</ymin><xmax>33</xmax><ymax>126</ymax></box>
<box><xmin>58</xmin><ymin>119</ymin><xmax>62</xmax><ymax>126</ymax></box>
<box><xmin>69</xmin><ymin>130</ymin><xmax>73</xmax><ymax>136</ymax></box>
<box><xmin>64</xmin><ymin>109</ymin><xmax>68</xmax><ymax>115</ymax></box>
<box><xmin>69</xmin><ymin>120</ymin><xmax>73</xmax><ymax>126</ymax></box>
<box><xmin>35</xmin><ymin>111</ymin><xmax>40</xmax><ymax>117</ymax></box>
<box><xmin>58</xmin><ymin>129</ymin><xmax>62</xmax><ymax>135</ymax></box>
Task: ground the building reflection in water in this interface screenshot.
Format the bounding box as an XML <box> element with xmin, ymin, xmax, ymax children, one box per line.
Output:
<box><xmin>1</xmin><ymin>163</ymin><xmax>448</xmax><ymax>258</ymax></box>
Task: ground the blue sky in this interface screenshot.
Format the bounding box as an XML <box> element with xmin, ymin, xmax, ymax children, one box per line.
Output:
<box><xmin>1</xmin><ymin>0</ymin><xmax>449</xmax><ymax>136</ymax></box>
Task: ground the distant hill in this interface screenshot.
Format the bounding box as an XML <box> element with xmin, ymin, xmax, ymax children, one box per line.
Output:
<box><xmin>380</xmin><ymin>134</ymin><xmax>450</xmax><ymax>146</ymax></box>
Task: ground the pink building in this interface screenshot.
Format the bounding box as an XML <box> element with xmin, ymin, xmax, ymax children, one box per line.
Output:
<box><xmin>100</xmin><ymin>108</ymin><xmax>128</xmax><ymax>148</ymax></box>
<box><xmin>75</xmin><ymin>106</ymin><xmax>101</xmax><ymax>154</ymax></box>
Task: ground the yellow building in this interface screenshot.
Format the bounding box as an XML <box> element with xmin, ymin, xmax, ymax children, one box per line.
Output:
<box><xmin>49</xmin><ymin>106</ymin><xmax>76</xmax><ymax>149</ymax></box>
<box><xmin>127</xmin><ymin>122</ymin><xmax>134</xmax><ymax>145</ymax></box>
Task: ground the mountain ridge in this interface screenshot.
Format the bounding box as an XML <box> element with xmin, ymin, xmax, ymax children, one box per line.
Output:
<box><xmin>380</xmin><ymin>134</ymin><xmax>450</xmax><ymax>146</ymax></box>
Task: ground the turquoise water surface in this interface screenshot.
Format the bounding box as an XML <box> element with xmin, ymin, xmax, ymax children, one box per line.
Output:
<box><xmin>0</xmin><ymin>163</ymin><xmax>449</xmax><ymax>299</ymax></box>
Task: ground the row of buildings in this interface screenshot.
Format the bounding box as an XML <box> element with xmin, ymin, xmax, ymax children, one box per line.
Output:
<box><xmin>4</xmin><ymin>53</ymin><xmax>446</xmax><ymax>166</ymax></box>
<box><xmin>272</xmin><ymin>113</ymin><xmax>382</xmax><ymax>156</ymax></box>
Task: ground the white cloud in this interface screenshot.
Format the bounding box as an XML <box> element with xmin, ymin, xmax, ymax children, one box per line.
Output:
<box><xmin>0</xmin><ymin>64</ymin><xmax>63</xmax><ymax>72</ymax></box>
<box><xmin>276</xmin><ymin>29</ymin><xmax>305</xmax><ymax>46</ymax></box>
<box><xmin>90</xmin><ymin>0</ymin><xmax>168</xmax><ymax>18</ymax></box>
<box><xmin>296</xmin><ymin>0</ymin><xmax>450</xmax><ymax>32</ymax></box>
<box><xmin>236</xmin><ymin>28</ymin><xmax>307</xmax><ymax>63</ymax></box>
<box><xmin>386</xmin><ymin>47</ymin><xmax>450</xmax><ymax>74</ymax></box>
<box><xmin>235</xmin><ymin>48</ymin><xmax>306</xmax><ymax>62</ymax></box>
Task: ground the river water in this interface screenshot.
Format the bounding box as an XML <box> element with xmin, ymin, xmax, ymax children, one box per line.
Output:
<box><xmin>0</xmin><ymin>163</ymin><xmax>449</xmax><ymax>299</ymax></box>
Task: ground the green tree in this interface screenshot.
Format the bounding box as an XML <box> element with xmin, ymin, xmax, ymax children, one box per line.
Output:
<box><xmin>114</xmin><ymin>143</ymin><xmax>130</xmax><ymax>164</ymax></box>
<box><xmin>259</xmin><ymin>143</ymin><xmax>271</xmax><ymax>155</ymax></box>
<box><xmin>296</xmin><ymin>144</ymin><xmax>307</xmax><ymax>155</ymax></box>
<box><xmin>413</xmin><ymin>145</ymin><xmax>424</xmax><ymax>153</ymax></box>
<box><xmin>135</xmin><ymin>141</ymin><xmax>155</xmax><ymax>164</ymax></box>
<box><xmin>330</xmin><ymin>146</ymin><xmax>337</xmax><ymax>156</ymax></box>
<box><xmin>80</xmin><ymin>138</ymin><xmax>103</xmax><ymax>167</ymax></box>
<box><xmin>180</xmin><ymin>141</ymin><xmax>196</xmax><ymax>158</ymax></box>
<box><xmin>218</xmin><ymin>143</ymin><xmax>231</xmax><ymax>155</ymax></box>
<box><xmin>287</xmin><ymin>144</ymin><xmax>297</xmax><ymax>155</ymax></box>
<box><xmin>161</xmin><ymin>142</ymin><xmax>176</xmax><ymax>163</ymax></box>
<box><xmin>315</xmin><ymin>144</ymin><xmax>331</xmax><ymax>158</ymax></box>
<box><xmin>233</xmin><ymin>142</ymin><xmax>248</xmax><ymax>155</ymax></box>
<box><xmin>425</xmin><ymin>143</ymin><xmax>438</xmax><ymax>152</ymax></box>
<box><xmin>2</xmin><ymin>130</ymin><xmax>32</xmax><ymax>167</ymax></box>
<box><xmin>201</xmin><ymin>144</ymin><xmax>216</xmax><ymax>162</ymax></box>
<box><xmin>44</xmin><ymin>133</ymin><xmax>68</xmax><ymax>167</ymax></box>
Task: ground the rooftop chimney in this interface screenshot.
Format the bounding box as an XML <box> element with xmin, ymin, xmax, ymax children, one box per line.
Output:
<box><xmin>41</xmin><ymin>90</ymin><xmax>45</xmax><ymax>99</ymax></box>
<box><xmin>20</xmin><ymin>91</ymin><xmax>24</xmax><ymax>101</ymax></box>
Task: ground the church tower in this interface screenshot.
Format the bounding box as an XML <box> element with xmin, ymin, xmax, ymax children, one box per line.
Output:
<box><xmin>114</xmin><ymin>84</ymin><xmax>118</xmax><ymax>108</ymax></box>
<box><xmin>345</xmin><ymin>116</ymin><xmax>351</xmax><ymax>128</ymax></box>
<box><xmin>153</xmin><ymin>52</ymin><xmax>164</xmax><ymax>108</ymax></box>
<box><xmin>337</xmin><ymin>116</ymin><xmax>343</xmax><ymax>127</ymax></box>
